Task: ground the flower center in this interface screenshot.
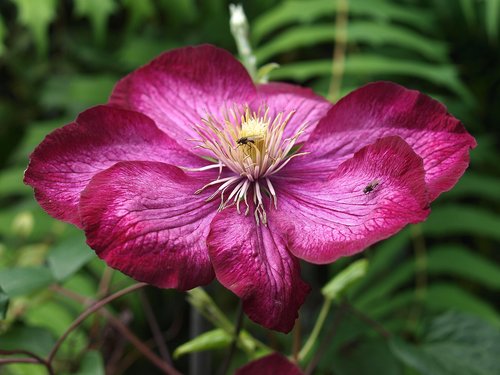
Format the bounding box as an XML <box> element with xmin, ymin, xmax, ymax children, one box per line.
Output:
<box><xmin>188</xmin><ymin>105</ymin><xmax>307</xmax><ymax>225</ymax></box>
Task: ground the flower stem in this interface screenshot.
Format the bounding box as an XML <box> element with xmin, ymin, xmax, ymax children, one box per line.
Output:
<box><xmin>328</xmin><ymin>0</ymin><xmax>349</xmax><ymax>102</ymax></box>
<box><xmin>298</xmin><ymin>298</ymin><xmax>332</xmax><ymax>361</ymax></box>
<box><xmin>219</xmin><ymin>301</ymin><xmax>245</xmax><ymax>375</ymax></box>
<box><xmin>229</xmin><ymin>4</ymin><xmax>257</xmax><ymax>80</ymax></box>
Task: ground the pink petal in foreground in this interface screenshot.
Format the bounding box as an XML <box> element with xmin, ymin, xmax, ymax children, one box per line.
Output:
<box><xmin>304</xmin><ymin>81</ymin><xmax>476</xmax><ymax>200</ymax></box>
<box><xmin>80</xmin><ymin>161</ymin><xmax>218</xmax><ymax>290</ymax></box>
<box><xmin>254</xmin><ymin>82</ymin><xmax>332</xmax><ymax>140</ymax></box>
<box><xmin>24</xmin><ymin>105</ymin><xmax>202</xmax><ymax>227</ymax></box>
<box><xmin>207</xmin><ymin>206</ymin><xmax>310</xmax><ymax>333</ymax></box>
<box><xmin>273</xmin><ymin>136</ymin><xmax>430</xmax><ymax>264</ymax></box>
<box><xmin>235</xmin><ymin>353</ymin><xmax>304</xmax><ymax>375</ymax></box>
<box><xmin>110</xmin><ymin>44</ymin><xmax>257</xmax><ymax>151</ymax></box>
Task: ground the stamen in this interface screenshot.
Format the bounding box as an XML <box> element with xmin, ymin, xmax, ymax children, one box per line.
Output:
<box><xmin>191</xmin><ymin>104</ymin><xmax>308</xmax><ymax>225</ymax></box>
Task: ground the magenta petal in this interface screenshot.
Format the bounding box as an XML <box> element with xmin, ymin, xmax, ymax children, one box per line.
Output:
<box><xmin>254</xmin><ymin>82</ymin><xmax>332</xmax><ymax>140</ymax></box>
<box><xmin>305</xmin><ymin>81</ymin><xmax>476</xmax><ymax>200</ymax></box>
<box><xmin>110</xmin><ymin>44</ymin><xmax>257</xmax><ymax>150</ymax></box>
<box><xmin>207</xmin><ymin>208</ymin><xmax>310</xmax><ymax>333</ymax></box>
<box><xmin>80</xmin><ymin>161</ymin><xmax>217</xmax><ymax>290</ymax></box>
<box><xmin>235</xmin><ymin>353</ymin><xmax>304</xmax><ymax>375</ymax></box>
<box><xmin>24</xmin><ymin>105</ymin><xmax>202</xmax><ymax>227</ymax></box>
<box><xmin>273</xmin><ymin>136</ymin><xmax>430</xmax><ymax>264</ymax></box>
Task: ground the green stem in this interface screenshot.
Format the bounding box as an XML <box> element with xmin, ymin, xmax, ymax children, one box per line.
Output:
<box><xmin>298</xmin><ymin>298</ymin><xmax>332</xmax><ymax>361</ymax></box>
<box><xmin>328</xmin><ymin>0</ymin><xmax>349</xmax><ymax>102</ymax></box>
<box><xmin>229</xmin><ymin>4</ymin><xmax>257</xmax><ymax>80</ymax></box>
<box><xmin>186</xmin><ymin>288</ymin><xmax>270</xmax><ymax>354</ymax></box>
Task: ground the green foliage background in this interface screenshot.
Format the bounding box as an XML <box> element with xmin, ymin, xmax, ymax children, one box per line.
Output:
<box><xmin>0</xmin><ymin>0</ymin><xmax>499</xmax><ymax>374</ymax></box>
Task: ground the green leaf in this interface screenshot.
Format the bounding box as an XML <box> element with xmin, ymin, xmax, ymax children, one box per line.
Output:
<box><xmin>0</xmin><ymin>286</ymin><xmax>9</xmax><ymax>319</ymax></box>
<box><xmin>256</xmin><ymin>22</ymin><xmax>447</xmax><ymax>63</ymax></box>
<box><xmin>0</xmin><ymin>167</ymin><xmax>32</xmax><ymax>198</ymax></box>
<box><xmin>173</xmin><ymin>328</ymin><xmax>232</xmax><ymax>359</ymax></box>
<box><xmin>442</xmin><ymin>172</ymin><xmax>500</xmax><ymax>203</ymax></box>
<box><xmin>270</xmin><ymin>55</ymin><xmax>473</xmax><ymax>104</ymax></box>
<box><xmin>426</xmin><ymin>283</ymin><xmax>500</xmax><ymax>327</ymax></box>
<box><xmin>485</xmin><ymin>0</ymin><xmax>500</xmax><ymax>42</ymax></box>
<box><xmin>350</xmin><ymin>230</ymin><xmax>410</xmax><ymax>297</ymax></box>
<box><xmin>253</xmin><ymin>0</ymin><xmax>432</xmax><ymax>43</ymax></box>
<box><xmin>0</xmin><ymin>267</ymin><xmax>54</xmax><ymax>297</ymax></box>
<box><xmin>121</xmin><ymin>0</ymin><xmax>155</xmax><ymax>31</ymax></box>
<box><xmin>0</xmin><ymin>15</ymin><xmax>6</xmax><ymax>56</ymax></box>
<box><xmin>41</xmin><ymin>74</ymin><xmax>117</xmax><ymax>114</ymax></box>
<box><xmin>47</xmin><ymin>233</ymin><xmax>94</xmax><ymax>281</ymax></box>
<box><xmin>322</xmin><ymin>259</ymin><xmax>368</xmax><ymax>300</ymax></box>
<box><xmin>74</xmin><ymin>351</ymin><xmax>105</xmax><ymax>375</ymax></box>
<box><xmin>459</xmin><ymin>0</ymin><xmax>476</xmax><ymax>27</ymax></box>
<box><xmin>256</xmin><ymin>62</ymin><xmax>280</xmax><ymax>83</ymax></box>
<box><xmin>10</xmin><ymin>0</ymin><xmax>56</xmax><ymax>55</ymax></box>
<box><xmin>0</xmin><ymin>325</ymin><xmax>55</xmax><ymax>356</ymax></box>
<box><xmin>74</xmin><ymin>0</ymin><xmax>117</xmax><ymax>43</ymax></box>
<box><xmin>422</xmin><ymin>205</ymin><xmax>500</xmax><ymax>241</ymax></box>
<box><xmin>390</xmin><ymin>311</ymin><xmax>500</xmax><ymax>375</ymax></box>
<box><xmin>427</xmin><ymin>245</ymin><xmax>500</xmax><ymax>290</ymax></box>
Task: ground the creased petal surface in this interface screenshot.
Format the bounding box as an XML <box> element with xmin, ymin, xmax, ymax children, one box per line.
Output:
<box><xmin>235</xmin><ymin>353</ymin><xmax>304</xmax><ymax>375</ymax></box>
<box><xmin>109</xmin><ymin>44</ymin><xmax>257</xmax><ymax>150</ymax></box>
<box><xmin>273</xmin><ymin>136</ymin><xmax>429</xmax><ymax>264</ymax></box>
<box><xmin>253</xmin><ymin>82</ymin><xmax>332</xmax><ymax>140</ymax></box>
<box><xmin>207</xmin><ymin>207</ymin><xmax>310</xmax><ymax>333</ymax></box>
<box><xmin>80</xmin><ymin>161</ymin><xmax>217</xmax><ymax>290</ymax></box>
<box><xmin>24</xmin><ymin>105</ymin><xmax>201</xmax><ymax>227</ymax></box>
<box><xmin>303</xmin><ymin>81</ymin><xmax>476</xmax><ymax>200</ymax></box>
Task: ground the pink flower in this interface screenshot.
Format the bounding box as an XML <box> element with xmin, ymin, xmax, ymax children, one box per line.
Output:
<box><xmin>24</xmin><ymin>45</ymin><xmax>476</xmax><ymax>332</ymax></box>
<box><xmin>235</xmin><ymin>353</ymin><xmax>304</xmax><ymax>375</ymax></box>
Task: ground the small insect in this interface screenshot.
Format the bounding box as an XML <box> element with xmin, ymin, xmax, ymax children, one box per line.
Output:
<box><xmin>235</xmin><ymin>135</ymin><xmax>264</xmax><ymax>148</ymax></box>
<box><xmin>236</xmin><ymin>136</ymin><xmax>256</xmax><ymax>146</ymax></box>
<box><xmin>363</xmin><ymin>179</ymin><xmax>380</xmax><ymax>194</ymax></box>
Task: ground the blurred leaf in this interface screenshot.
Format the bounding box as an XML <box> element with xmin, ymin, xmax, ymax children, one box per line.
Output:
<box><xmin>73</xmin><ymin>350</ymin><xmax>105</xmax><ymax>375</ymax></box>
<box><xmin>256</xmin><ymin>22</ymin><xmax>447</xmax><ymax>63</ymax></box>
<box><xmin>322</xmin><ymin>259</ymin><xmax>368</xmax><ymax>300</ymax></box>
<box><xmin>253</xmin><ymin>0</ymin><xmax>432</xmax><ymax>43</ymax></box>
<box><xmin>270</xmin><ymin>55</ymin><xmax>473</xmax><ymax>104</ymax></box>
<box><xmin>427</xmin><ymin>245</ymin><xmax>500</xmax><ymax>290</ymax></box>
<box><xmin>390</xmin><ymin>311</ymin><xmax>500</xmax><ymax>375</ymax></box>
<box><xmin>459</xmin><ymin>0</ymin><xmax>476</xmax><ymax>27</ymax></box>
<box><xmin>74</xmin><ymin>0</ymin><xmax>117</xmax><ymax>43</ymax></box>
<box><xmin>0</xmin><ymin>167</ymin><xmax>32</xmax><ymax>198</ymax></box>
<box><xmin>41</xmin><ymin>74</ymin><xmax>116</xmax><ymax>114</ymax></box>
<box><xmin>173</xmin><ymin>328</ymin><xmax>231</xmax><ymax>359</ymax></box>
<box><xmin>350</xmin><ymin>230</ymin><xmax>410</xmax><ymax>297</ymax></box>
<box><xmin>0</xmin><ymin>15</ymin><xmax>6</xmax><ymax>56</ymax></box>
<box><xmin>47</xmin><ymin>233</ymin><xmax>94</xmax><ymax>281</ymax></box>
<box><xmin>0</xmin><ymin>286</ymin><xmax>9</xmax><ymax>319</ymax></box>
<box><xmin>0</xmin><ymin>267</ymin><xmax>54</xmax><ymax>297</ymax></box>
<box><xmin>121</xmin><ymin>0</ymin><xmax>155</xmax><ymax>31</ymax></box>
<box><xmin>256</xmin><ymin>62</ymin><xmax>280</xmax><ymax>83</ymax></box>
<box><xmin>426</xmin><ymin>283</ymin><xmax>500</xmax><ymax>327</ymax></box>
<box><xmin>10</xmin><ymin>0</ymin><xmax>56</xmax><ymax>55</ymax></box>
<box><xmin>486</xmin><ymin>0</ymin><xmax>500</xmax><ymax>42</ymax></box>
<box><xmin>443</xmin><ymin>172</ymin><xmax>500</xmax><ymax>203</ymax></box>
<box><xmin>422</xmin><ymin>205</ymin><xmax>500</xmax><ymax>241</ymax></box>
<box><xmin>0</xmin><ymin>325</ymin><xmax>55</xmax><ymax>356</ymax></box>
<box><xmin>330</xmin><ymin>338</ymin><xmax>402</xmax><ymax>375</ymax></box>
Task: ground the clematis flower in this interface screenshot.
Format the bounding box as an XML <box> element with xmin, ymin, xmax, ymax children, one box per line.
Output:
<box><xmin>24</xmin><ymin>45</ymin><xmax>476</xmax><ymax>333</ymax></box>
<box><xmin>235</xmin><ymin>353</ymin><xmax>304</xmax><ymax>375</ymax></box>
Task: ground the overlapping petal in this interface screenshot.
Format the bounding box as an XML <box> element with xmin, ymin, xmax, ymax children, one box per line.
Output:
<box><xmin>272</xmin><ymin>136</ymin><xmax>430</xmax><ymax>264</ymax></box>
<box><xmin>110</xmin><ymin>44</ymin><xmax>257</xmax><ymax>150</ymax></box>
<box><xmin>235</xmin><ymin>353</ymin><xmax>304</xmax><ymax>375</ymax></box>
<box><xmin>80</xmin><ymin>161</ymin><xmax>218</xmax><ymax>290</ymax></box>
<box><xmin>301</xmin><ymin>81</ymin><xmax>476</xmax><ymax>200</ymax></box>
<box><xmin>24</xmin><ymin>105</ymin><xmax>202</xmax><ymax>227</ymax></box>
<box><xmin>253</xmin><ymin>82</ymin><xmax>332</xmax><ymax>140</ymax></box>
<box><xmin>207</xmin><ymin>206</ymin><xmax>310</xmax><ymax>333</ymax></box>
